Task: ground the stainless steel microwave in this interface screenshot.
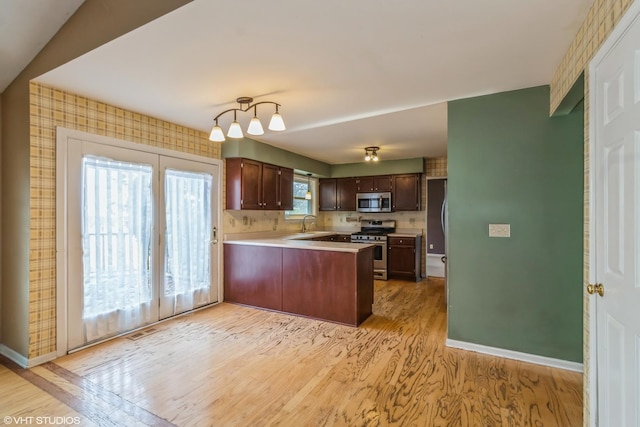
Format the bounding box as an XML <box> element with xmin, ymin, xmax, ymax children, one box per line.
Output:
<box><xmin>356</xmin><ymin>192</ymin><xmax>392</xmax><ymax>213</ymax></box>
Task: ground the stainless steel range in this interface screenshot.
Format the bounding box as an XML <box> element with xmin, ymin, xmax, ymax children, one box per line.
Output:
<box><xmin>351</xmin><ymin>219</ymin><xmax>396</xmax><ymax>280</ymax></box>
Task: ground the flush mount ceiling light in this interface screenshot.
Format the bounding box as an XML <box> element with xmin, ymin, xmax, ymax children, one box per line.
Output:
<box><xmin>209</xmin><ymin>96</ymin><xmax>285</xmax><ymax>142</ymax></box>
<box><xmin>364</xmin><ymin>146</ymin><xmax>380</xmax><ymax>162</ymax></box>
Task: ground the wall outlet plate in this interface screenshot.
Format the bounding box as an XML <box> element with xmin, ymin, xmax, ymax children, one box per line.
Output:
<box><xmin>489</xmin><ymin>223</ymin><xmax>510</xmax><ymax>238</ymax></box>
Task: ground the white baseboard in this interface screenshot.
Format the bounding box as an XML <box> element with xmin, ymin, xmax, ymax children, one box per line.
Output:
<box><xmin>445</xmin><ymin>339</ymin><xmax>583</xmax><ymax>372</ymax></box>
<box><xmin>0</xmin><ymin>344</ymin><xmax>28</xmax><ymax>368</ymax></box>
<box><xmin>0</xmin><ymin>345</ymin><xmax>58</xmax><ymax>368</ymax></box>
<box><xmin>26</xmin><ymin>351</ymin><xmax>58</xmax><ymax>368</ymax></box>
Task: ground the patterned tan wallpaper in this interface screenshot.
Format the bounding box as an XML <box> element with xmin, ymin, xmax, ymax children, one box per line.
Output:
<box><xmin>549</xmin><ymin>0</ymin><xmax>635</xmax><ymax>425</ymax></box>
<box><xmin>550</xmin><ymin>0</ymin><xmax>634</xmax><ymax>113</ymax></box>
<box><xmin>28</xmin><ymin>82</ymin><xmax>221</xmax><ymax>358</ymax></box>
<box><xmin>426</xmin><ymin>157</ymin><xmax>447</xmax><ymax>177</ymax></box>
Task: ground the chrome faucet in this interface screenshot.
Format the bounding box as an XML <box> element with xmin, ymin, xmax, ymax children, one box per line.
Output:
<box><xmin>301</xmin><ymin>215</ymin><xmax>316</xmax><ymax>233</ymax></box>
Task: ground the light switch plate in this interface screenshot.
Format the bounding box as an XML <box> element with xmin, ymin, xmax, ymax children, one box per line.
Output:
<box><xmin>489</xmin><ymin>223</ymin><xmax>510</xmax><ymax>238</ymax></box>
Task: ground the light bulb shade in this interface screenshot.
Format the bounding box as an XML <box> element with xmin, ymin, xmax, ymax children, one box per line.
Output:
<box><xmin>305</xmin><ymin>191</ymin><xmax>312</xmax><ymax>200</ymax></box>
<box><xmin>247</xmin><ymin>116</ymin><xmax>264</xmax><ymax>135</ymax></box>
<box><xmin>227</xmin><ymin>120</ymin><xmax>244</xmax><ymax>138</ymax></box>
<box><xmin>373</xmin><ymin>154</ymin><xmax>379</xmax><ymax>161</ymax></box>
<box><xmin>365</xmin><ymin>153</ymin><xmax>371</xmax><ymax>161</ymax></box>
<box><xmin>268</xmin><ymin>112</ymin><xmax>286</xmax><ymax>131</ymax></box>
<box><xmin>209</xmin><ymin>125</ymin><xmax>225</xmax><ymax>142</ymax></box>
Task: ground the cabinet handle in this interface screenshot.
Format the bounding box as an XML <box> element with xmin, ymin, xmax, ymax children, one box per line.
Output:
<box><xmin>211</xmin><ymin>226</ymin><xmax>218</xmax><ymax>244</ymax></box>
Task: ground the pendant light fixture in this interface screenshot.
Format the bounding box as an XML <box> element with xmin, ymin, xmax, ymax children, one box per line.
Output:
<box><xmin>247</xmin><ymin>106</ymin><xmax>264</xmax><ymax>135</ymax></box>
<box><xmin>364</xmin><ymin>146</ymin><xmax>380</xmax><ymax>162</ymax></box>
<box><xmin>209</xmin><ymin>96</ymin><xmax>285</xmax><ymax>142</ymax></box>
<box><xmin>305</xmin><ymin>173</ymin><xmax>312</xmax><ymax>200</ymax></box>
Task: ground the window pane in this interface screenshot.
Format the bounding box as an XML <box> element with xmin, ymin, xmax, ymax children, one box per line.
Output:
<box><xmin>164</xmin><ymin>169</ymin><xmax>212</xmax><ymax>297</ymax></box>
<box><xmin>292</xmin><ymin>199</ymin><xmax>310</xmax><ymax>215</ymax></box>
<box><xmin>293</xmin><ymin>181</ymin><xmax>308</xmax><ymax>198</ymax></box>
<box><xmin>82</xmin><ymin>156</ymin><xmax>153</xmax><ymax>317</ymax></box>
<box><xmin>287</xmin><ymin>175</ymin><xmax>316</xmax><ymax>217</ymax></box>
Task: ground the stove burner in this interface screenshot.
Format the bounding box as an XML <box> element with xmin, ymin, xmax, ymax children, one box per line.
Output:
<box><xmin>352</xmin><ymin>219</ymin><xmax>396</xmax><ymax>242</ymax></box>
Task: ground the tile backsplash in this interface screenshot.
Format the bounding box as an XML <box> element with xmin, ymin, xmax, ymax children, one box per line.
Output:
<box><xmin>223</xmin><ymin>210</ymin><xmax>301</xmax><ymax>234</ymax></box>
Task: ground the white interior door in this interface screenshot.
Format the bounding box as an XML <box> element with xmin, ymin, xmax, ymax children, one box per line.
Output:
<box><xmin>158</xmin><ymin>156</ymin><xmax>219</xmax><ymax>319</ymax></box>
<box><xmin>592</xmin><ymin>3</ymin><xmax>640</xmax><ymax>426</ymax></box>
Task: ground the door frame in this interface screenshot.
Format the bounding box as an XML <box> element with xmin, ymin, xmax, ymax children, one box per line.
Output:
<box><xmin>588</xmin><ymin>1</ymin><xmax>640</xmax><ymax>425</ymax></box>
<box><xmin>55</xmin><ymin>127</ymin><xmax>223</xmax><ymax>356</ymax></box>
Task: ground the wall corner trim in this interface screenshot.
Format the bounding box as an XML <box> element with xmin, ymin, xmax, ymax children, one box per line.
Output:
<box><xmin>551</xmin><ymin>73</ymin><xmax>585</xmax><ymax>117</ymax></box>
<box><xmin>445</xmin><ymin>339</ymin><xmax>583</xmax><ymax>372</ymax></box>
<box><xmin>0</xmin><ymin>345</ymin><xmax>57</xmax><ymax>368</ymax></box>
<box><xmin>0</xmin><ymin>344</ymin><xmax>28</xmax><ymax>368</ymax></box>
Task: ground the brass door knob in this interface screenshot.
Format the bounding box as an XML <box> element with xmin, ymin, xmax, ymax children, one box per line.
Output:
<box><xmin>587</xmin><ymin>283</ymin><xmax>605</xmax><ymax>297</ymax></box>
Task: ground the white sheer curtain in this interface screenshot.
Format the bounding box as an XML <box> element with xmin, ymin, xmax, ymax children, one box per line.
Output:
<box><xmin>164</xmin><ymin>169</ymin><xmax>212</xmax><ymax>315</ymax></box>
<box><xmin>82</xmin><ymin>156</ymin><xmax>154</xmax><ymax>342</ymax></box>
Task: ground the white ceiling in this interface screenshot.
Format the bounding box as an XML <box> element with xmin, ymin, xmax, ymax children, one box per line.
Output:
<box><xmin>0</xmin><ymin>0</ymin><xmax>84</xmax><ymax>92</ymax></box>
<box><xmin>24</xmin><ymin>0</ymin><xmax>592</xmax><ymax>164</ymax></box>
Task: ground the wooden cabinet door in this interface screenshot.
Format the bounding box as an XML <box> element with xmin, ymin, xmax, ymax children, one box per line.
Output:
<box><xmin>374</xmin><ymin>175</ymin><xmax>392</xmax><ymax>192</ymax></box>
<box><xmin>319</xmin><ymin>179</ymin><xmax>337</xmax><ymax>210</ymax></box>
<box><xmin>388</xmin><ymin>237</ymin><xmax>416</xmax><ymax>278</ymax></box>
<box><xmin>240</xmin><ymin>159</ymin><xmax>262</xmax><ymax>210</ymax></box>
<box><xmin>279</xmin><ymin>167</ymin><xmax>294</xmax><ymax>210</ymax></box>
<box><xmin>336</xmin><ymin>177</ymin><xmax>357</xmax><ymax>211</ymax></box>
<box><xmin>356</xmin><ymin>176</ymin><xmax>374</xmax><ymax>192</ymax></box>
<box><xmin>388</xmin><ymin>245</ymin><xmax>416</xmax><ymax>277</ymax></box>
<box><xmin>393</xmin><ymin>174</ymin><xmax>421</xmax><ymax>211</ymax></box>
<box><xmin>225</xmin><ymin>158</ymin><xmax>242</xmax><ymax>210</ymax></box>
<box><xmin>261</xmin><ymin>163</ymin><xmax>279</xmax><ymax>209</ymax></box>
<box><xmin>356</xmin><ymin>175</ymin><xmax>391</xmax><ymax>192</ymax></box>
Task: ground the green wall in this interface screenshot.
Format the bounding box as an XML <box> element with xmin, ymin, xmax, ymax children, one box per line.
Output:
<box><xmin>222</xmin><ymin>138</ymin><xmax>424</xmax><ymax>178</ymax></box>
<box><xmin>447</xmin><ymin>85</ymin><xmax>583</xmax><ymax>362</ymax></box>
<box><xmin>222</xmin><ymin>138</ymin><xmax>332</xmax><ymax>176</ymax></box>
<box><xmin>331</xmin><ymin>158</ymin><xmax>423</xmax><ymax>177</ymax></box>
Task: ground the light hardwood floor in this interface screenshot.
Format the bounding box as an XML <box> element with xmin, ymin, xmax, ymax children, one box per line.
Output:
<box><xmin>1</xmin><ymin>278</ymin><xmax>582</xmax><ymax>426</ymax></box>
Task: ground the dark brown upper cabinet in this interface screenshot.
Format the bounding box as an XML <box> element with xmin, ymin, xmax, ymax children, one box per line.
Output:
<box><xmin>226</xmin><ymin>158</ymin><xmax>293</xmax><ymax>210</ymax></box>
<box><xmin>356</xmin><ymin>175</ymin><xmax>392</xmax><ymax>192</ymax></box>
<box><xmin>319</xmin><ymin>178</ymin><xmax>357</xmax><ymax>211</ymax></box>
<box><xmin>321</xmin><ymin>173</ymin><xmax>421</xmax><ymax>212</ymax></box>
<box><xmin>392</xmin><ymin>174</ymin><xmax>421</xmax><ymax>211</ymax></box>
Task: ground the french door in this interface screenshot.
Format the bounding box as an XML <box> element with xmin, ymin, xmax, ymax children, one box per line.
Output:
<box><xmin>65</xmin><ymin>138</ymin><xmax>219</xmax><ymax>350</ymax></box>
<box><xmin>158</xmin><ymin>156</ymin><xmax>217</xmax><ymax>320</ymax></box>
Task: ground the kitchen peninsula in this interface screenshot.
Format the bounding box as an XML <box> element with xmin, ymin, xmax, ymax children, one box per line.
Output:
<box><xmin>223</xmin><ymin>233</ymin><xmax>374</xmax><ymax>326</ymax></box>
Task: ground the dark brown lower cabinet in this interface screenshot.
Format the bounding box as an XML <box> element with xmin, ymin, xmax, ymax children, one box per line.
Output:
<box><xmin>223</xmin><ymin>245</ymin><xmax>283</xmax><ymax>311</ymax></box>
<box><xmin>282</xmin><ymin>248</ymin><xmax>373</xmax><ymax>326</ymax></box>
<box><xmin>223</xmin><ymin>243</ymin><xmax>374</xmax><ymax>326</ymax></box>
<box><xmin>388</xmin><ymin>236</ymin><xmax>421</xmax><ymax>281</ymax></box>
